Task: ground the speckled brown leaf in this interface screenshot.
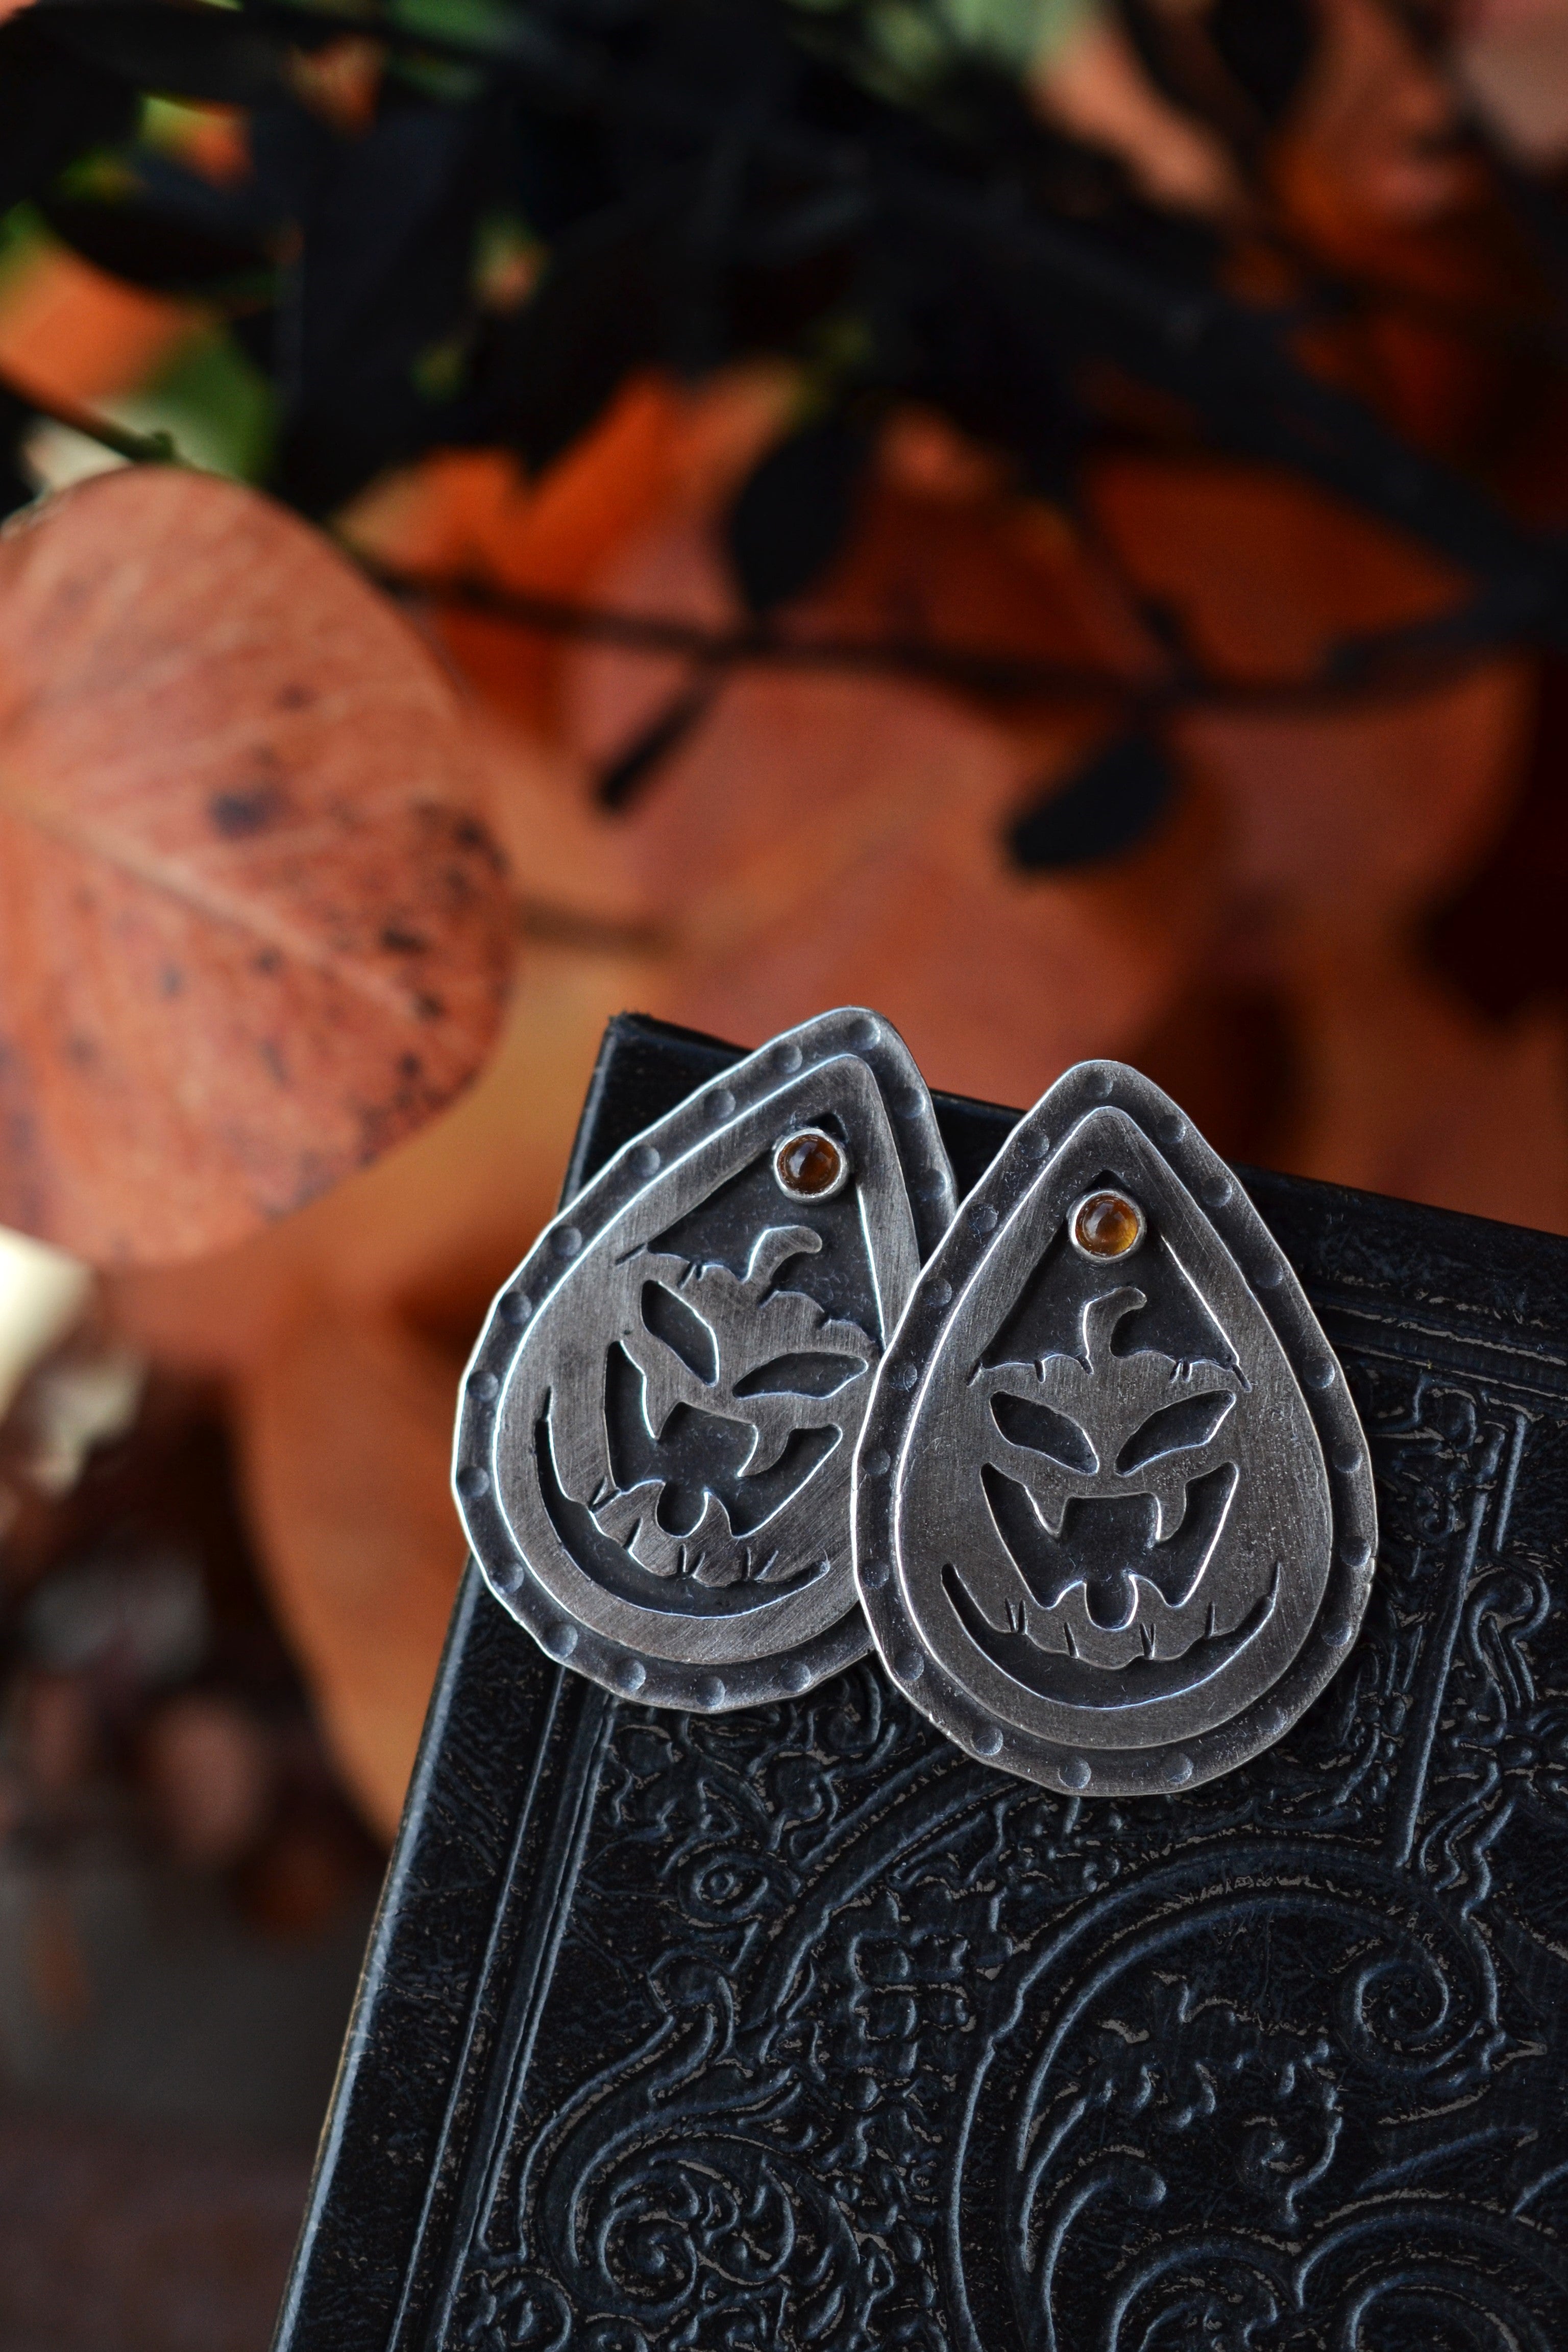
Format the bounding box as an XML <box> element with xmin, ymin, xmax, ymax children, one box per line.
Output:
<box><xmin>0</xmin><ymin>467</ymin><xmax>516</xmax><ymax>1264</ymax></box>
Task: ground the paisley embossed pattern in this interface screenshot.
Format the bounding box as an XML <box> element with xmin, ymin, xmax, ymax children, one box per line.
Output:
<box><xmin>277</xmin><ymin>1018</ymin><xmax>1568</xmax><ymax>2352</ymax></box>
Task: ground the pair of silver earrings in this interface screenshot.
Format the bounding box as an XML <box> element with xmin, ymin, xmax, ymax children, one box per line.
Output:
<box><xmin>453</xmin><ymin>1008</ymin><xmax>1376</xmax><ymax>1797</ymax></box>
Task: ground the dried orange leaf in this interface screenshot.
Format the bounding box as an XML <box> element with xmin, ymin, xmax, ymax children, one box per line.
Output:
<box><xmin>0</xmin><ymin>467</ymin><xmax>515</xmax><ymax>1265</ymax></box>
<box><xmin>237</xmin><ymin>1302</ymin><xmax>464</xmax><ymax>1838</ymax></box>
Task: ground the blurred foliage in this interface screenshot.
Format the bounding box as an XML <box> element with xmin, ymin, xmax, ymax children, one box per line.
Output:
<box><xmin>0</xmin><ymin>1</ymin><xmax>1311</xmax><ymax>521</ymax></box>
<box><xmin>1</xmin><ymin>0</ymin><xmax>1554</xmax><ymax>730</ymax></box>
<box><xmin>130</xmin><ymin>325</ymin><xmax>277</xmax><ymax>479</ymax></box>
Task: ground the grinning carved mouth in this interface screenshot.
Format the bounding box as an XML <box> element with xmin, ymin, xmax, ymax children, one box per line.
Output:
<box><xmin>973</xmin><ymin>1459</ymin><xmax>1254</xmax><ymax>1667</ymax></box>
<box><xmin>943</xmin><ymin>1560</ymin><xmax>1279</xmax><ymax>1710</ymax></box>
<box><xmin>535</xmin><ymin>1405</ymin><xmax>830</xmax><ymax>1616</ymax></box>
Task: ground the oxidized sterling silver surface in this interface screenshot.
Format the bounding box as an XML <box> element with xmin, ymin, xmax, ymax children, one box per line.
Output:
<box><xmin>853</xmin><ymin>1060</ymin><xmax>1377</xmax><ymax>1794</ymax></box>
<box><xmin>455</xmin><ymin>1009</ymin><xmax>957</xmax><ymax>1710</ymax></box>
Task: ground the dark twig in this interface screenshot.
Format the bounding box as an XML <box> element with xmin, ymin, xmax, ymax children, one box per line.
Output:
<box><xmin>0</xmin><ymin>365</ymin><xmax>184</xmax><ymax>474</ymax></box>
<box><xmin>372</xmin><ymin>562</ymin><xmax>1526</xmax><ymax>721</ymax></box>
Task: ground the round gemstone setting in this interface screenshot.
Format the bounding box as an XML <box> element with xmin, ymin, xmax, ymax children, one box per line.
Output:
<box><xmin>1070</xmin><ymin>1188</ymin><xmax>1145</xmax><ymax>1260</ymax></box>
<box><xmin>774</xmin><ymin>1129</ymin><xmax>850</xmax><ymax>1200</ymax></box>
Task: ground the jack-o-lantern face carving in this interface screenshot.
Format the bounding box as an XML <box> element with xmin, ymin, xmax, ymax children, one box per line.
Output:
<box><xmin>454</xmin><ymin>1008</ymin><xmax>956</xmax><ymax>1711</ymax></box>
<box><xmin>855</xmin><ymin>1063</ymin><xmax>1377</xmax><ymax>1796</ymax></box>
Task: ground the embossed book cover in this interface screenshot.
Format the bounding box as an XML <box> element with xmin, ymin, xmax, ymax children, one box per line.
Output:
<box><xmin>275</xmin><ymin>1014</ymin><xmax>1568</xmax><ymax>2352</ymax></box>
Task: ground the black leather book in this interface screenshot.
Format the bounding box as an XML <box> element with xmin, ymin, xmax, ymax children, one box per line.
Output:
<box><xmin>274</xmin><ymin>1014</ymin><xmax>1568</xmax><ymax>2352</ymax></box>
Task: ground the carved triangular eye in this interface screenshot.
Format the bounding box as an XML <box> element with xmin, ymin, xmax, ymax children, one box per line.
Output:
<box><xmin>1117</xmin><ymin>1390</ymin><xmax>1236</xmax><ymax>1475</ymax></box>
<box><xmin>454</xmin><ymin>1010</ymin><xmax>955</xmax><ymax>1709</ymax></box>
<box><xmin>854</xmin><ymin>1062</ymin><xmax>1377</xmax><ymax>1795</ymax></box>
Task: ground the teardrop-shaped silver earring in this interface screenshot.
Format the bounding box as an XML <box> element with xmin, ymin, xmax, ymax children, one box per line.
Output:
<box><xmin>853</xmin><ymin>1061</ymin><xmax>1376</xmax><ymax>1795</ymax></box>
<box><xmin>455</xmin><ymin>1009</ymin><xmax>957</xmax><ymax>1709</ymax></box>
